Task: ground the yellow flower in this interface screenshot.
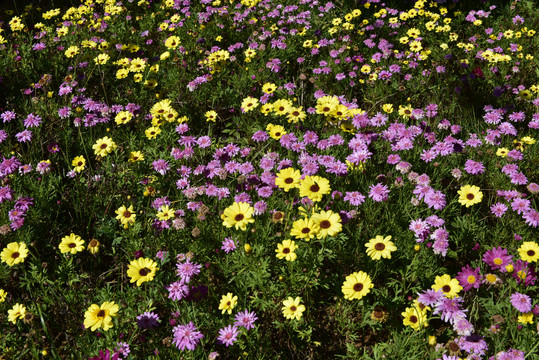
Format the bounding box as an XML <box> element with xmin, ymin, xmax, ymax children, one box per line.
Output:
<box><xmin>273</xmin><ymin>99</ymin><xmax>293</xmax><ymax>115</ymax></box>
<box><xmin>127</xmin><ymin>257</ymin><xmax>159</xmax><ymax>286</ymax></box>
<box><xmin>145</xmin><ymin>126</ymin><xmax>161</xmax><ymax>139</ymax></box>
<box><xmin>398</xmin><ymin>104</ymin><xmax>413</xmax><ymax>118</ymax></box>
<box><xmin>241</xmin><ymin>96</ymin><xmax>259</xmax><ymax>112</ymax></box>
<box><xmin>115</xmin><ymin>111</ymin><xmax>132</xmax><ymax>125</ymax></box>
<box><xmin>365</xmin><ymin>235</ymin><xmax>397</xmax><ymax>260</ymax></box>
<box><xmin>496</xmin><ymin>147</ymin><xmax>509</xmax><ymax>157</ymax></box>
<box><xmin>116</xmin><ymin>69</ymin><xmax>129</xmax><ymax>79</ymax></box>
<box><xmin>275</xmin><ymin>167</ymin><xmax>301</xmax><ymax>192</ymax></box>
<box><xmin>0</xmin><ymin>289</ymin><xmax>6</xmax><ymax>302</ymax></box>
<box><xmin>299</xmin><ymin>175</ymin><xmax>331</xmax><ymax>202</ymax></box>
<box><xmin>128</xmin><ymin>151</ymin><xmax>144</xmax><ymax>163</ymax></box>
<box><xmin>219</xmin><ymin>293</ymin><xmax>238</xmax><ymax>314</ymax></box>
<box><xmin>164</xmin><ymin>35</ymin><xmax>181</xmax><ymax>49</ymax></box>
<box><xmin>92</xmin><ymin>136</ymin><xmax>117</xmax><ymax>157</ymax></box>
<box><xmin>518</xmin><ymin>241</ymin><xmax>539</xmax><ymax>263</ymax></box>
<box><xmin>287</xmin><ymin>107</ymin><xmax>306</xmax><ymax>123</ymax></box>
<box><xmin>282</xmin><ymin>297</ymin><xmax>305</xmax><ymax>320</ymax></box>
<box><xmin>157</xmin><ymin>205</ymin><xmax>175</xmax><ymax>221</ymax></box>
<box><xmin>275</xmin><ymin>239</ymin><xmax>298</xmax><ymax>261</ymax></box>
<box><xmin>267</xmin><ymin>124</ymin><xmax>286</xmax><ymax>140</ymax></box>
<box><xmin>9</xmin><ymin>16</ymin><xmax>25</xmax><ymax>31</ymax></box>
<box><xmin>342</xmin><ymin>271</ymin><xmax>374</xmax><ymax>300</ymax></box>
<box><xmin>84</xmin><ymin>301</ymin><xmax>119</xmax><ymax>331</ymax></box>
<box><xmin>59</xmin><ymin>233</ymin><xmax>84</xmax><ymax>254</ymax></box>
<box><xmin>8</xmin><ymin>303</ymin><xmax>26</xmax><ymax>324</ymax></box>
<box><xmin>457</xmin><ymin>185</ymin><xmax>483</xmax><ymax>207</ymax></box>
<box><xmin>115</xmin><ymin>205</ymin><xmax>136</xmax><ymax>229</ymax></box>
<box><xmin>205</xmin><ymin>110</ymin><xmax>218</xmax><ymax>122</ymax></box>
<box><xmin>262</xmin><ymin>82</ymin><xmax>277</xmax><ymax>94</ymax></box>
<box><xmin>382</xmin><ymin>103</ymin><xmax>394</xmax><ymax>113</ymax></box>
<box><xmin>129</xmin><ymin>58</ymin><xmax>146</xmax><ymax>72</ymax></box>
<box><xmin>431</xmin><ymin>274</ymin><xmax>462</xmax><ymax>299</ymax></box>
<box><xmin>87</xmin><ymin>239</ymin><xmax>100</xmax><ymax>254</ymax></box>
<box><xmin>1</xmin><ymin>242</ymin><xmax>29</xmax><ymax>267</ymax></box>
<box><xmin>93</xmin><ymin>53</ymin><xmax>110</xmax><ymax>65</ymax></box>
<box><xmin>312</xmin><ymin>210</ymin><xmax>342</xmax><ymax>239</ymax></box>
<box><xmin>71</xmin><ymin>155</ymin><xmax>86</xmax><ymax>172</ymax></box>
<box><xmin>221</xmin><ymin>202</ymin><xmax>254</xmax><ymax>231</ymax></box>
<box><xmin>64</xmin><ymin>46</ymin><xmax>80</xmax><ymax>58</ymax></box>
<box><xmin>290</xmin><ymin>217</ymin><xmax>319</xmax><ymax>241</ymax></box>
<box><xmin>402</xmin><ymin>305</ymin><xmax>428</xmax><ymax>330</ymax></box>
<box><xmin>518</xmin><ymin>312</ymin><xmax>534</xmax><ymax>324</ymax></box>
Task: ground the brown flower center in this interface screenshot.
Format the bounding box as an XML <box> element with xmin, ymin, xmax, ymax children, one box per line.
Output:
<box><xmin>97</xmin><ymin>310</ymin><xmax>106</xmax><ymax>318</ymax></box>
<box><xmin>409</xmin><ymin>315</ymin><xmax>418</xmax><ymax>323</ymax></box>
<box><xmin>353</xmin><ymin>283</ymin><xmax>363</xmax><ymax>292</ymax></box>
<box><xmin>68</xmin><ymin>242</ymin><xmax>76</xmax><ymax>248</ymax></box>
<box><xmin>139</xmin><ymin>267</ymin><xmax>150</xmax><ymax>276</ymax></box>
<box><xmin>89</xmin><ymin>239</ymin><xmax>98</xmax><ymax>247</ymax></box>
<box><xmin>284</xmin><ymin>177</ymin><xmax>294</xmax><ymax>184</ymax></box>
<box><xmin>374</xmin><ymin>243</ymin><xmax>385</xmax><ymax>251</ymax></box>
<box><xmin>283</xmin><ymin>247</ymin><xmax>290</xmax><ymax>254</ymax></box>
<box><xmin>466</xmin><ymin>193</ymin><xmax>475</xmax><ymax>200</ymax></box>
<box><xmin>77</xmin><ymin>162</ymin><xmax>83</xmax><ymax>166</ymax></box>
<box><xmin>442</xmin><ymin>285</ymin><xmax>451</xmax><ymax>293</ymax></box>
<box><xmin>11</xmin><ymin>251</ymin><xmax>20</xmax><ymax>259</ymax></box>
<box><xmin>319</xmin><ymin>220</ymin><xmax>331</xmax><ymax>229</ymax></box>
<box><xmin>123</xmin><ymin>210</ymin><xmax>131</xmax><ymax>217</ymax></box>
<box><xmin>290</xmin><ymin>306</ymin><xmax>297</xmax><ymax>312</ymax></box>
<box><xmin>527</xmin><ymin>250</ymin><xmax>535</xmax><ymax>257</ymax></box>
<box><xmin>301</xmin><ymin>227</ymin><xmax>310</xmax><ymax>234</ymax></box>
<box><xmin>234</xmin><ymin>214</ymin><xmax>244</xmax><ymax>221</ymax></box>
<box><xmin>310</xmin><ymin>184</ymin><xmax>320</xmax><ymax>192</ymax></box>
<box><xmin>100</xmin><ymin>143</ymin><xmax>108</xmax><ymax>149</ymax></box>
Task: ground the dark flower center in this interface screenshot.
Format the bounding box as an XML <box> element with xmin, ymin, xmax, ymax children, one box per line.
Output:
<box><xmin>97</xmin><ymin>310</ymin><xmax>106</xmax><ymax>318</ymax></box>
<box><xmin>123</xmin><ymin>211</ymin><xmax>131</xmax><ymax>217</ymax></box>
<box><xmin>374</xmin><ymin>243</ymin><xmax>385</xmax><ymax>251</ymax></box>
<box><xmin>310</xmin><ymin>184</ymin><xmax>320</xmax><ymax>192</ymax></box>
<box><xmin>100</xmin><ymin>143</ymin><xmax>108</xmax><ymax>149</ymax></box>
<box><xmin>442</xmin><ymin>285</ymin><xmax>451</xmax><ymax>293</ymax></box>
<box><xmin>466</xmin><ymin>193</ymin><xmax>475</xmax><ymax>200</ymax></box>
<box><xmin>283</xmin><ymin>248</ymin><xmax>290</xmax><ymax>254</ymax></box>
<box><xmin>227</xmin><ymin>301</ymin><xmax>231</xmax><ymax>306</ymax></box>
<box><xmin>275</xmin><ymin>132</ymin><xmax>281</xmax><ymax>137</ymax></box>
<box><xmin>284</xmin><ymin>177</ymin><xmax>294</xmax><ymax>184</ymax></box>
<box><xmin>373</xmin><ymin>310</ymin><xmax>383</xmax><ymax>319</ymax></box>
<box><xmin>319</xmin><ymin>220</ymin><xmax>331</xmax><ymax>229</ymax></box>
<box><xmin>353</xmin><ymin>283</ymin><xmax>363</xmax><ymax>292</ymax></box>
<box><xmin>527</xmin><ymin>250</ymin><xmax>535</xmax><ymax>257</ymax></box>
<box><xmin>301</xmin><ymin>227</ymin><xmax>310</xmax><ymax>234</ymax></box>
<box><xmin>77</xmin><ymin>162</ymin><xmax>83</xmax><ymax>166</ymax></box>
<box><xmin>234</xmin><ymin>214</ymin><xmax>244</xmax><ymax>221</ymax></box>
<box><xmin>11</xmin><ymin>251</ymin><xmax>20</xmax><ymax>259</ymax></box>
<box><xmin>290</xmin><ymin>306</ymin><xmax>297</xmax><ymax>312</ymax></box>
<box><xmin>273</xmin><ymin>212</ymin><xmax>283</xmax><ymax>220</ymax></box>
<box><xmin>409</xmin><ymin>315</ymin><xmax>418</xmax><ymax>323</ymax></box>
<box><xmin>139</xmin><ymin>267</ymin><xmax>150</xmax><ymax>276</ymax></box>
<box><xmin>68</xmin><ymin>243</ymin><xmax>76</xmax><ymax>248</ymax></box>
<box><xmin>89</xmin><ymin>240</ymin><xmax>98</xmax><ymax>247</ymax></box>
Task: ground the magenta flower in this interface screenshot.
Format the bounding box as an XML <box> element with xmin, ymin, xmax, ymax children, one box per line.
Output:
<box><xmin>217</xmin><ymin>325</ymin><xmax>239</xmax><ymax>347</ymax></box>
<box><xmin>172</xmin><ymin>322</ymin><xmax>204</xmax><ymax>351</ymax></box>
<box><xmin>510</xmin><ymin>292</ymin><xmax>532</xmax><ymax>313</ymax></box>
<box><xmin>234</xmin><ymin>309</ymin><xmax>258</xmax><ymax>330</ymax></box>
<box><xmin>456</xmin><ymin>265</ymin><xmax>482</xmax><ymax>291</ymax></box>
<box><xmin>368</xmin><ymin>183</ymin><xmax>389</xmax><ymax>202</ymax></box>
<box><xmin>483</xmin><ymin>247</ymin><xmax>512</xmax><ymax>271</ymax></box>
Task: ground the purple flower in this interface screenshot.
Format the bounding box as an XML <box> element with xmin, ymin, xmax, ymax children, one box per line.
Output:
<box><xmin>453</xmin><ymin>318</ymin><xmax>474</xmax><ymax>336</ymax></box>
<box><xmin>152</xmin><ymin>159</ymin><xmax>170</xmax><ymax>175</ymax></box>
<box><xmin>136</xmin><ymin>311</ymin><xmax>160</xmax><ymax>329</ymax></box>
<box><xmin>495</xmin><ymin>349</ymin><xmax>525</xmax><ymax>360</ymax></box>
<box><xmin>217</xmin><ymin>325</ymin><xmax>239</xmax><ymax>347</ymax></box>
<box><xmin>512</xmin><ymin>260</ymin><xmax>536</xmax><ymax>285</ymax></box>
<box><xmin>456</xmin><ymin>334</ymin><xmax>488</xmax><ymax>356</ymax></box>
<box><xmin>510</xmin><ymin>292</ymin><xmax>532</xmax><ymax>313</ymax></box>
<box><xmin>23</xmin><ymin>113</ymin><xmax>42</xmax><ymax>128</ymax></box>
<box><xmin>434</xmin><ymin>297</ymin><xmax>467</xmax><ymax>324</ymax></box>
<box><xmin>15</xmin><ymin>130</ymin><xmax>33</xmax><ymax>143</ymax></box>
<box><xmin>234</xmin><ymin>309</ymin><xmax>258</xmax><ymax>330</ymax></box>
<box><xmin>221</xmin><ymin>237</ymin><xmax>237</xmax><ymax>253</ymax></box>
<box><xmin>172</xmin><ymin>322</ymin><xmax>204</xmax><ymax>351</ymax></box>
<box><xmin>490</xmin><ymin>203</ymin><xmax>508</xmax><ymax>217</ymax></box>
<box><xmin>168</xmin><ymin>281</ymin><xmax>189</xmax><ymax>301</ymax></box>
<box><xmin>463</xmin><ymin>160</ymin><xmax>485</xmax><ymax>175</ymax></box>
<box><xmin>456</xmin><ymin>265</ymin><xmax>481</xmax><ymax>291</ymax></box>
<box><xmin>368</xmin><ymin>183</ymin><xmax>389</xmax><ymax>202</ymax></box>
<box><xmin>344</xmin><ymin>191</ymin><xmax>365</xmax><ymax>206</ymax></box>
<box><xmin>483</xmin><ymin>247</ymin><xmax>512</xmax><ymax>271</ymax></box>
<box><xmin>417</xmin><ymin>289</ymin><xmax>444</xmax><ymax>307</ymax></box>
<box><xmin>176</xmin><ymin>260</ymin><xmax>202</xmax><ymax>283</ymax></box>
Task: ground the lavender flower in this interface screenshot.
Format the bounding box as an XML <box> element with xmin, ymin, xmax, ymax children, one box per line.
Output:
<box><xmin>172</xmin><ymin>322</ymin><xmax>204</xmax><ymax>351</ymax></box>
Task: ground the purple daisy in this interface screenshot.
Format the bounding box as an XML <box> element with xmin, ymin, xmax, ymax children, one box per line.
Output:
<box><xmin>456</xmin><ymin>265</ymin><xmax>481</xmax><ymax>291</ymax></box>
<box><xmin>483</xmin><ymin>247</ymin><xmax>512</xmax><ymax>271</ymax></box>
<box><xmin>136</xmin><ymin>311</ymin><xmax>160</xmax><ymax>329</ymax></box>
<box><xmin>417</xmin><ymin>289</ymin><xmax>445</xmax><ymax>307</ymax></box>
<box><xmin>217</xmin><ymin>325</ymin><xmax>239</xmax><ymax>347</ymax></box>
<box><xmin>368</xmin><ymin>183</ymin><xmax>390</xmax><ymax>202</ymax></box>
<box><xmin>510</xmin><ymin>292</ymin><xmax>532</xmax><ymax>313</ymax></box>
<box><xmin>221</xmin><ymin>237</ymin><xmax>237</xmax><ymax>253</ymax></box>
<box><xmin>172</xmin><ymin>322</ymin><xmax>204</xmax><ymax>351</ymax></box>
<box><xmin>434</xmin><ymin>297</ymin><xmax>467</xmax><ymax>324</ymax></box>
<box><xmin>234</xmin><ymin>309</ymin><xmax>258</xmax><ymax>330</ymax></box>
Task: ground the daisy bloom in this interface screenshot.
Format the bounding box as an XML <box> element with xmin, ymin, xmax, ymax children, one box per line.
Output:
<box><xmin>432</xmin><ymin>274</ymin><xmax>463</xmax><ymax>299</ymax></box>
<box><xmin>219</xmin><ymin>293</ymin><xmax>238</xmax><ymax>314</ymax></box>
<box><xmin>282</xmin><ymin>297</ymin><xmax>306</xmax><ymax>320</ymax></box>
<box><xmin>1</xmin><ymin>242</ymin><xmax>29</xmax><ymax>267</ymax></box>
<box><xmin>83</xmin><ymin>301</ymin><xmax>119</xmax><ymax>331</ymax></box>
<box><xmin>71</xmin><ymin>155</ymin><xmax>86</xmax><ymax>173</ymax></box>
<box><xmin>342</xmin><ymin>271</ymin><xmax>374</xmax><ymax>300</ymax></box>
<box><xmin>312</xmin><ymin>210</ymin><xmax>342</xmax><ymax>239</ymax></box>
<box><xmin>145</xmin><ymin>126</ymin><xmax>161</xmax><ymax>139</ymax></box>
<box><xmin>275</xmin><ymin>168</ymin><xmax>301</xmax><ymax>192</ymax></box>
<box><xmin>275</xmin><ymin>239</ymin><xmax>298</xmax><ymax>261</ymax></box>
<box><xmin>457</xmin><ymin>185</ymin><xmax>483</xmax><ymax>207</ymax></box>
<box><xmin>221</xmin><ymin>202</ymin><xmax>254</xmax><ymax>231</ymax></box>
<box><xmin>115</xmin><ymin>111</ymin><xmax>132</xmax><ymax>125</ymax></box>
<box><xmin>241</xmin><ymin>96</ymin><xmax>259</xmax><ymax>112</ymax></box>
<box><xmin>8</xmin><ymin>303</ymin><xmax>27</xmax><ymax>324</ymax></box>
<box><xmin>0</xmin><ymin>289</ymin><xmax>6</xmax><ymax>303</ymax></box>
<box><xmin>128</xmin><ymin>151</ymin><xmax>144</xmax><ymax>163</ymax></box>
<box><xmin>92</xmin><ymin>136</ymin><xmax>117</xmax><ymax>157</ymax></box>
<box><xmin>365</xmin><ymin>235</ymin><xmax>397</xmax><ymax>260</ymax></box>
<box><xmin>59</xmin><ymin>233</ymin><xmax>85</xmax><ymax>254</ymax></box>
<box><xmin>87</xmin><ymin>239</ymin><xmax>100</xmax><ymax>254</ymax></box>
<box><xmin>299</xmin><ymin>175</ymin><xmax>331</xmax><ymax>202</ymax></box>
<box><xmin>518</xmin><ymin>241</ymin><xmax>539</xmax><ymax>263</ymax></box>
<box><xmin>115</xmin><ymin>205</ymin><xmax>136</xmax><ymax>229</ymax></box>
<box><xmin>267</xmin><ymin>124</ymin><xmax>286</xmax><ymax>140</ymax></box>
<box><xmin>205</xmin><ymin>110</ymin><xmax>218</xmax><ymax>122</ymax></box>
<box><xmin>290</xmin><ymin>217</ymin><xmax>320</xmax><ymax>241</ymax></box>
<box><xmin>127</xmin><ymin>257</ymin><xmax>159</xmax><ymax>286</ymax></box>
<box><xmin>517</xmin><ymin>312</ymin><xmax>534</xmax><ymax>324</ymax></box>
<box><xmin>401</xmin><ymin>305</ymin><xmax>428</xmax><ymax>330</ymax></box>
